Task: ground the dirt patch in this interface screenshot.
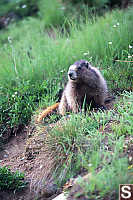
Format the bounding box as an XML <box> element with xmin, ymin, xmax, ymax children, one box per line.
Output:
<box><xmin>0</xmin><ymin>130</ymin><xmax>26</xmax><ymax>160</ymax></box>
<box><xmin>0</xmin><ymin>129</ymin><xmax>34</xmax><ymax>200</ymax></box>
<box><xmin>0</xmin><ymin>122</ymin><xmax>61</xmax><ymax>200</ymax></box>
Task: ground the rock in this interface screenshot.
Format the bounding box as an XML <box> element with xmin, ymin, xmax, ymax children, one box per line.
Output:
<box><xmin>52</xmin><ymin>193</ymin><xmax>67</xmax><ymax>200</ymax></box>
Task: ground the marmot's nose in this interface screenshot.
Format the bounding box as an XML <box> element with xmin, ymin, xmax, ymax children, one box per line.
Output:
<box><xmin>68</xmin><ymin>72</ymin><xmax>73</xmax><ymax>78</ymax></box>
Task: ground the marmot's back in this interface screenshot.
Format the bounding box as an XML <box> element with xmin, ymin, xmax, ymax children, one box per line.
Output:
<box><xmin>59</xmin><ymin>60</ymin><xmax>108</xmax><ymax>115</ymax></box>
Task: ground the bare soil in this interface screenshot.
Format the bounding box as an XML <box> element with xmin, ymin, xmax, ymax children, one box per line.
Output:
<box><xmin>0</xmin><ymin>129</ymin><xmax>35</xmax><ymax>200</ymax></box>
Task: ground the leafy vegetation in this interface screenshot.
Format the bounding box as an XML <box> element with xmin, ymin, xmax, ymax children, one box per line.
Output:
<box><xmin>0</xmin><ymin>166</ymin><xmax>27</xmax><ymax>191</ymax></box>
<box><xmin>0</xmin><ymin>80</ymin><xmax>52</xmax><ymax>136</ymax></box>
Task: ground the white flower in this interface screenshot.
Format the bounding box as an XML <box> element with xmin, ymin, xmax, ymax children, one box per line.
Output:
<box><xmin>108</xmin><ymin>42</ymin><xmax>112</xmax><ymax>45</ymax></box>
<box><xmin>8</xmin><ymin>36</ymin><xmax>12</xmax><ymax>44</ymax></box>
<box><xmin>83</xmin><ymin>51</ymin><xmax>89</xmax><ymax>56</ymax></box>
<box><xmin>116</xmin><ymin>22</ymin><xmax>120</xmax><ymax>26</ymax></box>
<box><xmin>128</xmin><ymin>55</ymin><xmax>132</xmax><ymax>58</ymax></box>
<box><xmin>129</xmin><ymin>44</ymin><xmax>132</xmax><ymax>49</ymax></box>
<box><xmin>66</xmin><ymin>38</ymin><xmax>70</xmax><ymax>42</ymax></box>
<box><xmin>22</xmin><ymin>5</ymin><xmax>27</xmax><ymax>9</ymax></box>
<box><xmin>60</xmin><ymin>7</ymin><xmax>65</xmax><ymax>10</ymax></box>
<box><xmin>113</xmin><ymin>25</ymin><xmax>117</xmax><ymax>28</ymax></box>
<box><xmin>83</xmin><ymin>52</ymin><xmax>88</xmax><ymax>56</ymax></box>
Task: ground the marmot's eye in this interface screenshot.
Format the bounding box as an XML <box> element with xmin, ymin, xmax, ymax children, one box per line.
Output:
<box><xmin>78</xmin><ymin>66</ymin><xmax>82</xmax><ymax>70</ymax></box>
<box><xmin>85</xmin><ymin>62</ymin><xmax>89</xmax><ymax>68</ymax></box>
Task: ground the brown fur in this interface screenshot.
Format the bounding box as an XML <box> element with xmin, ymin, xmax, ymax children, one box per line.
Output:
<box><xmin>37</xmin><ymin>60</ymin><xmax>108</xmax><ymax>122</ymax></box>
<box><xmin>59</xmin><ymin>60</ymin><xmax>108</xmax><ymax>115</ymax></box>
<box><xmin>37</xmin><ymin>103</ymin><xmax>59</xmax><ymax>123</ymax></box>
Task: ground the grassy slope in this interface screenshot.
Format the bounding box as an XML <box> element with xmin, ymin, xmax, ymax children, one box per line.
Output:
<box><xmin>27</xmin><ymin>91</ymin><xmax>133</xmax><ymax>199</ymax></box>
<box><xmin>0</xmin><ymin>5</ymin><xmax>133</xmax><ymax>142</ymax></box>
<box><xmin>45</xmin><ymin>91</ymin><xmax>133</xmax><ymax>199</ymax></box>
<box><xmin>0</xmin><ymin>6</ymin><xmax>133</xmax><ymax>142</ymax></box>
<box><xmin>0</xmin><ymin>5</ymin><xmax>133</xmax><ymax>198</ymax></box>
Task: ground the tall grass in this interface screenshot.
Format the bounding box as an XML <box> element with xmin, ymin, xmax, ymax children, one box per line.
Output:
<box><xmin>0</xmin><ymin>8</ymin><xmax>133</xmax><ymax>88</ymax></box>
<box><xmin>0</xmin><ymin>5</ymin><xmax>133</xmax><ymax>198</ymax></box>
<box><xmin>0</xmin><ymin>7</ymin><xmax>133</xmax><ymax>136</ymax></box>
<box><xmin>0</xmin><ymin>166</ymin><xmax>26</xmax><ymax>191</ymax></box>
<box><xmin>37</xmin><ymin>91</ymin><xmax>133</xmax><ymax>199</ymax></box>
<box><xmin>38</xmin><ymin>0</ymin><xmax>65</xmax><ymax>27</ymax></box>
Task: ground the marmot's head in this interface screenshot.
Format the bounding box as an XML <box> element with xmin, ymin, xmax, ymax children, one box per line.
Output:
<box><xmin>68</xmin><ymin>60</ymin><xmax>91</xmax><ymax>82</ymax></box>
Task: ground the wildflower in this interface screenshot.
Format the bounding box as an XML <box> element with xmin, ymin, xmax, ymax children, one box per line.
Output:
<box><xmin>83</xmin><ymin>51</ymin><xmax>89</xmax><ymax>56</ymax></box>
<box><xmin>66</xmin><ymin>38</ymin><xmax>70</xmax><ymax>42</ymax></box>
<box><xmin>128</xmin><ymin>55</ymin><xmax>132</xmax><ymax>59</ymax></box>
<box><xmin>60</xmin><ymin>7</ymin><xmax>65</xmax><ymax>10</ymax></box>
<box><xmin>83</xmin><ymin>52</ymin><xmax>88</xmax><ymax>56</ymax></box>
<box><xmin>129</xmin><ymin>44</ymin><xmax>132</xmax><ymax>49</ymax></box>
<box><xmin>129</xmin><ymin>156</ymin><xmax>132</xmax><ymax>162</ymax></box>
<box><xmin>8</xmin><ymin>36</ymin><xmax>12</xmax><ymax>44</ymax></box>
<box><xmin>113</xmin><ymin>25</ymin><xmax>117</xmax><ymax>28</ymax></box>
<box><xmin>108</xmin><ymin>42</ymin><xmax>112</xmax><ymax>45</ymax></box>
<box><xmin>22</xmin><ymin>5</ymin><xmax>27</xmax><ymax>9</ymax></box>
<box><xmin>116</xmin><ymin>22</ymin><xmax>120</xmax><ymax>26</ymax></box>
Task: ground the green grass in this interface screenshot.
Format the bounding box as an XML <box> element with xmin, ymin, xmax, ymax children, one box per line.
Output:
<box><xmin>0</xmin><ymin>4</ymin><xmax>133</xmax><ymax>198</ymax></box>
<box><xmin>44</xmin><ymin>91</ymin><xmax>133</xmax><ymax>199</ymax></box>
<box><xmin>0</xmin><ymin>7</ymin><xmax>133</xmax><ymax>138</ymax></box>
<box><xmin>0</xmin><ymin>79</ymin><xmax>60</xmax><ymax>136</ymax></box>
<box><xmin>0</xmin><ymin>166</ymin><xmax>27</xmax><ymax>191</ymax></box>
<box><xmin>112</xmin><ymin>91</ymin><xmax>133</xmax><ymax>136</ymax></box>
<box><xmin>1</xmin><ymin>8</ymin><xmax>133</xmax><ymax>86</ymax></box>
<box><xmin>38</xmin><ymin>0</ymin><xmax>65</xmax><ymax>27</ymax></box>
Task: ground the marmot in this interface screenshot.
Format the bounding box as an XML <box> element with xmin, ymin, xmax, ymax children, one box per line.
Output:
<box><xmin>58</xmin><ymin>60</ymin><xmax>108</xmax><ymax>115</ymax></box>
<box><xmin>37</xmin><ymin>60</ymin><xmax>108</xmax><ymax>122</ymax></box>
